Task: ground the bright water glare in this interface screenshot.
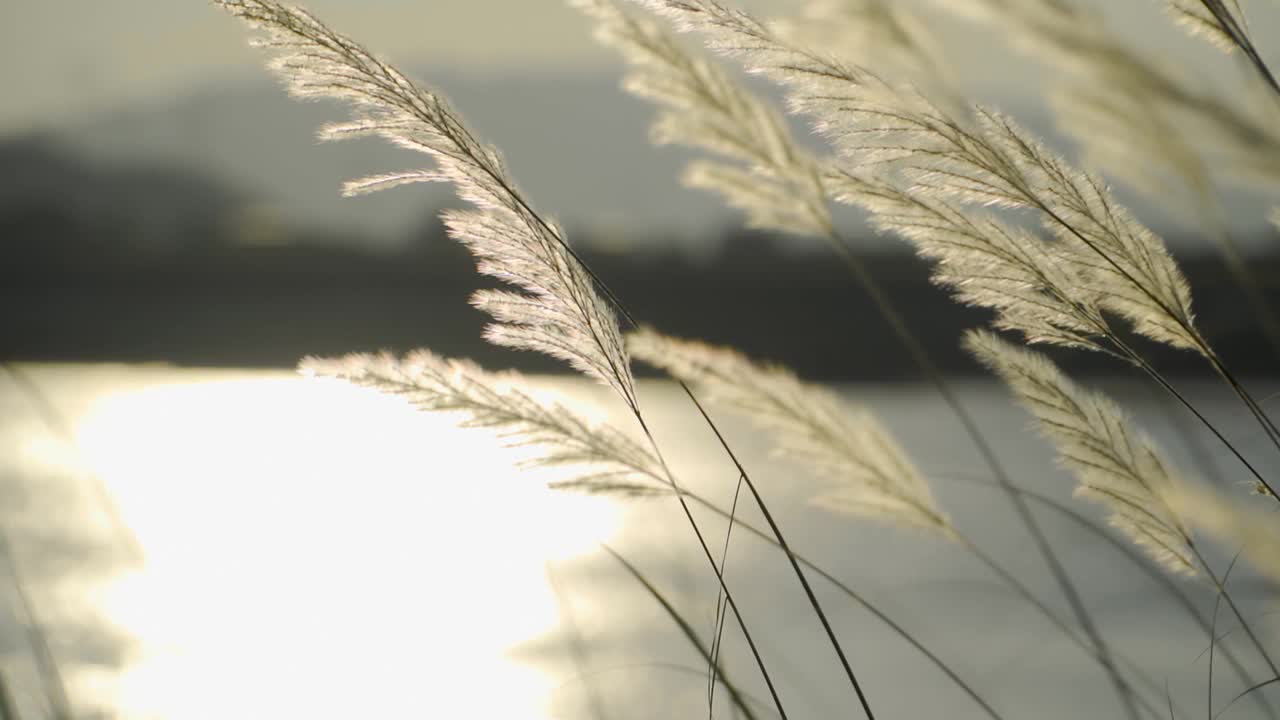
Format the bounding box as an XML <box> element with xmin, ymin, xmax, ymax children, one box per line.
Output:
<box><xmin>2</xmin><ymin>366</ymin><xmax>622</xmax><ymax>719</ymax></box>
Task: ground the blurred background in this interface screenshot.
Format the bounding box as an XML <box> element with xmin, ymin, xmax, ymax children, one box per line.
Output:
<box><xmin>3</xmin><ymin>1</ymin><xmax>1280</xmax><ymax>718</ymax></box>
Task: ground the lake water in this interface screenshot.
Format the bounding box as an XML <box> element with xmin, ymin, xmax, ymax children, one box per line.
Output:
<box><xmin>0</xmin><ymin>365</ymin><xmax>1276</xmax><ymax>719</ymax></box>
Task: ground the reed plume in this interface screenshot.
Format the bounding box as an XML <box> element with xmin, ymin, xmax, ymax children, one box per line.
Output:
<box><xmin>215</xmin><ymin>0</ymin><xmax>637</xmax><ymax>411</ymax></box>
<box><xmin>1173</xmin><ymin>486</ymin><xmax>1280</xmax><ymax>585</ymax></box>
<box><xmin>572</xmin><ymin>0</ymin><xmax>829</xmax><ymax>238</ymax></box>
<box><xmin>965</xmin><ymin>330</ymin><xmax>1197</xmax><ymax>576</ymax></box>
<box><xmin>633</xmin><ymin>0</ymin><xmax>1203</xmax><ymax>359</ymax></box>
<box><xmin>301</xmin><ymin>351</ymin><xmax>667</xmax><ymax>497</ymax></box>
<box><xmin>930</xmin><ymin>0</ymin><xmax>1280</xmax><ymax>359</ymax></box>
<box><xmin>629</xmin><ymin>328</ymin><xmax>952</xmax><ymax>535</ymax></box>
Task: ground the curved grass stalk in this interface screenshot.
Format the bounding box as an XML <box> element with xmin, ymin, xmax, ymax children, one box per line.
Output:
<box><xmin>0</xmin><ymin>670</ymin><xmax>15</xmax><ymax>720</ymax></box>
<box><xmin>220</xmin><ymin>4</ymin><xmax>881</xmax><ymax>712</ymax></box>
<box><xmin>550</xmin><ymin>662</ymin><xmax>782</xmax><ymax>718</ymax></box>
<box><xmin>301</xmin><ymin>349</ymin><xmax>789</xmax><ymax>717</ymax></box>
<box><xmin>970</xmin><ymin>333</ymin><xmax>1280</xmax><ymax>687</ymax></box>
<box><xmin>1207</xmin><ymin>553</ymin><xmax>1243</xmax><ymax>720</ymax></box>
<box><xmin>632</xmin><ymin>330</ymin><xmax>1184</xmax><ymax>718</ymax></box>
<box><xmin>1161</xmin><ymin>0</ymin><xmax>1280</xmax><ymax>97</ymax></box>
<box><xmin>603</xmin><ymin>546</ymin><xmax>761</xmax><ymax>720</ymax></box>
<box><xmin>953</xmin><ymin>534</ymin><xmax>1183</xmax><ymax>720</ymax></box>
<box><xmin>681</xmin><ymin>492</ymin><xmax>1006</xmax><ymax>720</ymax></box>
<box><xmin>945</xmin><ymin>473</ymin><xmax>1276</xmax><ymax>720</ymax></box>
<box><xmin>1215</xmin><ymin>678</ymin><xmax>1280</xmax><ymax>719</ymax></box>
<box><xmin>546</xmin><ymin>563</ymin><xmax>614</xmax><ymax>720</ymax></box>
<box><xmin>634</xmin><ymin>0</ymin><xmax>1280</xmax><ymax>487</ymax></box>
<box><xmin>572</xmin><ymin>7</ymin><xmax>1135</xmax><ymax>713</ymax></box>
<box><xmin>0</xmin><ymin>518</ymin><xmax>73</xmax><ymax>720</ymax></box>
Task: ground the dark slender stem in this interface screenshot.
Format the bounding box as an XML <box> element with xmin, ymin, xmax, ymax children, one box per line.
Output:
<box><xmin>709</xmin><ymin>473</ymin><xmax>747</xmax><ymax>718</ymax></box>
<box><xmin>1197</xmin><ymin>0</ymin><xmax>1280</xmax><ymax>99</ymax></box>
<box><xmin>546</xmin><ymin>564</ymin><xmax>613</xmax><ymax>720</ymax></box>
<box><xmin>0</xmin><ymin>671</ymin><xmax>14</xmax><ymax>720</ymax></box>
<box><xmin>679</xmin><ymin>386</ymin><xmax>876</xmax><ymax>720</ymax></box>
<box><xmin>0</xmin><ymin>518</ymin><xmax>73</xmax><ymax>720</ymax></box>
<box><xmin>1200</xmin><ymin>347</ymin><xmax>1280</xmax><ymax>454</ymax></box>
<box><xmin>1007</xmin><ymin>173</ymin><xmax>1280</xmax><ymax>482</ymax></box>
<box><xmin>1214</xmin><ymin>677</ymin><xmax>1280</xmax><ymax>720</ymax></box>
<box><xmin>686</xmin><ymin>492</ymin><xmax>1005</xmax><ymax>720</ymax></box>
<box><xmin>553</xmin><ymin>663</ymin><xmax>781</xmax><ymax>719</ymax></box>
<box><xmin>946</xmin><ymin>473</ymin><xmax>1277</xmax><ymax>720</ymax></box>
<box><xmin>1118</xmin><ymin>346</ymin><xmax>1277</xmax><ymax>497</ymax></box>
<box><xmin>1191</xmin><ymin>543</ymin><xmax>1280</xmax><ymax>682</ymax></box>
<box><xmin>956</xmin><ymin>533</ymin><xmax>1176</xmax><ymax>720</ymax></box>
<box><xmin>1207</xmin><ymin>553</ymin><xmax>1242</xmax><ymax>720</ymax></box>
<box><xmin>2</xmin><ymin>364</ymin><xmax>144</xmax><ymax>564</ymax></box>
<box><xmin>633</xmin><ymin>413</ymin><xmax>790</xmax><ymax>720</ymax></box>
<box><xmin>604</xmin><ymin>546</ymin><xmax>762</xmax><ymax>720</ymax></box>
<box><xmin>821</xmin><ymin>228</ymin><xmax>1138</xmax><ymax>720</ymax></box>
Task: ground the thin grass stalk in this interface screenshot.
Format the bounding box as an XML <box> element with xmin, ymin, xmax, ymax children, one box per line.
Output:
<box><xmin>1215</xmin><ymin>678</ymin><xmax>1280</xmax><ymax>719</ymax></box>
<box><xmin>310</xmin><ymin>349</ymin><xmax>789</xmax><ymax>717</ymax></box>
<box><xmin>1112</xmin><ymin>340</ymin><xmax>1278</xmax><ymax>498</ymax></box>
<box><xmin>603</xmin><ymin>546</ymin><xmax>762</xmax><ymax>720</ymax></box>
<box><xmin>636</xmin><ymin>0</ymin><xmax>1280</xmax><ymax>478</ymax></box>
<box><xmin>819</xmin><ymin>223</ymin><xmax>1140</xmax><ymax>720</ymax></box>
<box><xmin>709</xmin><ymin>473</ymin><xmax>747</xmax><ymax>716</ymax></box>
<box><xmin>630</xmin><ymin>412</ymin><xmax>791</xmax><ymax>719</ymax></box>
<box><xmin>947</xmin><ymin>473</ymin><xmax>1276</xmax><ymax>719</ymax></box>
<box><xmin>677</xmin><ymin>385</ymin><xmax>877</xmax><ymax>719</ymax></box>
<box><xmin>991</xmin><ymin>162</ymin><xmax>1280</xmax><ymax>465</ymax></box>
<box><xmin>554</xmin><ymin>662</ymin><xmax>782</xmax><ymax>718</ymax></box>
<box><xmin>684</xmin><ymin>491</ymin><xmax>1006</xmax><ymax>720</ymax></box>
<box><xmin>0</xmin><ymin>671</ymin><xmax>14</xmax><ymax>720</ymax></box>
<box><xmin>579</xmin><ymin>5</ymin><xmax>1120</xmax><ymax>704</ymax></box>
<box><xmin>1195</xmin><ymin>0</ymin><xmax>1280</xmax><ymax>97</ymax></box>
<box><xmin>547</xmin><ymin>564</ymin><xmax>613</xmax><ymax>720</ymax></box>
<box><xmin>474</xmin><ymin>126</ymin><xmax>872</xmax><ymax>719</ymax></box>
<box><xmin>1188</xmin><ymin>542</ymin><xmax>1280</xmax><ymax>682</ymax></box>
<box><xmin>0</xmin><ymin>519</ymin><xmax>72</xmax><ymax>720</ymax></box>
<box><xmin>587</xmin><ymin>255</ymin><xmax>871</xmax><ymax>720</ymax></box>
<box><xmin>954</xmin><ymin>533</ymin><xmax>1181</xmax><ymax>720</ymax></box>
<box><xmin>1207</xmin><ymin>553</ymin><xmax>1242</xmax><ymax>720</ymax></box>
<box><xmin>1</xmin><ymin>364</ymin><xmax>143</xmax><ymax>564</ymax></box>
<box><xmin>1146</xmin><ymin>385</ymin><xmax>1224</xmax><ymax>492</ymax></box>
<box><xmin>1186</xmin><ymin>192</ymin><xmax>1280</xmax><ymax>365</ymax></box>
<box><xmin>215</xmin><ymin>6</ymin><xmax>837</xmax><ymax>712</ymax></box>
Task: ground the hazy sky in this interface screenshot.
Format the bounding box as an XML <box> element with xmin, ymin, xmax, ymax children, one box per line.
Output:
<box><xmin>0</xmin><ymin>0</ymin><xmax>800</xmax><ymax>133</ymax></box>
<box><xmin>6</xmin><ymin>0</ymin><xmax>1271</xmax><ymax>134</ymax></box>
<box><xmin>6</xmin><ymin>0</ymin><xmax>1278</xmax><ymax>244</ymax></box>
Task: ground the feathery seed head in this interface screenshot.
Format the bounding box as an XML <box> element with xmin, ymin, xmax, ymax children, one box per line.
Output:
<box><xmin>216</xmin><ymin>0</ymin><xmax>637</xmax><ymax>410</ymax></box>
<box><xmin>965</xmin><ymin>330</ymin><xmax>1198</xmax><ymax>576</ymax></box>
<box><xmin>629</xmin><ymin>328</ymin><xmax>953</xmax><ymax>536</ymax></box>
<box><xmin>637</xmin><ymin>0</ymin><xmax>1205</xmax><ymax>361</ymax></box>
<box><xmin>576</xmin><ymin>0</ymin><xmax>831</xmax><ymax>236</ymax></box>
<box><xmin>300</xmin><ymin>351</ymin><xmax>669</xmax><ymax>497</ymax></box>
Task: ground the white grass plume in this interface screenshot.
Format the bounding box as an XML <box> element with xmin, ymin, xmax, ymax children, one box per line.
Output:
<box><xmin>573</xmin><ymin>0</ymin><xmax>829</xmax><ymax>237</ymax></box>
<box><xmin>300</xmin><ymin>351</ymin><xmax>668</xmax><ymax>497</ymax></box>
<box><xmin>1159</xmin><ymin>0</ymin><xmax>1280</xmax><ymax>97</ymax></box>
<box><xmin>216</xmin><ymin>0</ymin><xmax>637</xmax><ymax>410</ymax></box>
<box><xmin>824</xmin><ymin>168</ymin><xmax>1115</xmax><ymax>353</ymax></box>
<box><xmin>628</xmin><ymin>327</ymin><xmax>952</xmax><ymax>535</ymax></box>
<box><xmin>775</xmin><ymin>0</ymin><xmax>960</xmax><ymax>110</ymax></box>
<box><xmin>932</xmin><ymin>0</ymin><xmax>1280</xmax><ymax>214</ymax></box>
<box><xmin>965</xmin><ymin>330</ymin><xmax>1197</xmax><ymax>576</ymax></box>
<box><xmin>1161</xmin><ymin>0</ymin><xmax>1251</xmax><ymax>53</ymax></box>
<box><xmin>1173</xmin><ymin>486</ymin><xmax>1280</xmax><ymax>584</ymax></box>
<box><xmin>635</xmin><ymin>0</ymin><xmax>1204</xmax><ymax>358</ymax></box>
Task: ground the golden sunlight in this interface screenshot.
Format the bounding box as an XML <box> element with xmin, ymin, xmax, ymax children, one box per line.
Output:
<box><xmin>61</xmin><ymin>371</ymin><xmax>622</xmax><ymax>718</ymax></box>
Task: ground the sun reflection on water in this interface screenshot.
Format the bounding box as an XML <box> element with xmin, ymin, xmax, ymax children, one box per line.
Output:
<box><xmin>62</xmin><ymin>372</ymin><xmax>622</xmax><ymax>718</ymax></box>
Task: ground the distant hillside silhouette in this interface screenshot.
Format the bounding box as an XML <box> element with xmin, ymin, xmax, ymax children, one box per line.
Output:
<box><xmin>4</xmin><ymin>136</ymin><xmax>1278</xmax><ymax>380</ymax></box>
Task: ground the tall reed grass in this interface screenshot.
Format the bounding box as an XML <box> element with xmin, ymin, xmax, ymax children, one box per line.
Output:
<box><xmin>216</xmin><ymin>0</ymin><xmax>1280</xmax><ymax>717</ymax></box>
